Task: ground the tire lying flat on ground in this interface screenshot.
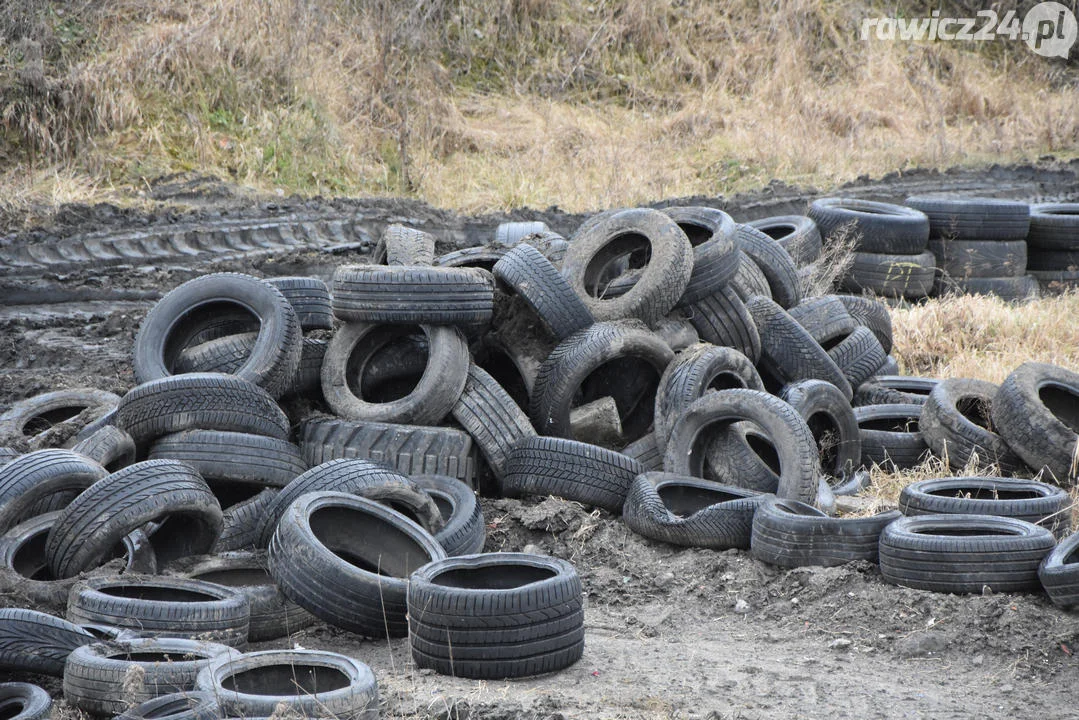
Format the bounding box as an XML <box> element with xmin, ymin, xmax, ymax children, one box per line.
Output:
<box><xmin>906</xmin><ymin>196</ymin><xmax>1030</xmax><ymax>241</ymax></box>
<box><xmin>750</xmin><ymin>497</ymin><xmax>900</xmax><ymax>567</ymax></box>
<box><xmin>899</xmin><ymin>476</ymin><xmax>1071</xmax><ymax>538</ymax></box>
<box><xmin>808</xmin><ymin>198</ymin><xmax>929</xmax><ymax>254</ymax></box>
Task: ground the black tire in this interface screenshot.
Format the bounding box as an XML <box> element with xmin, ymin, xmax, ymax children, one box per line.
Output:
<box><xmin>493</xmin><ymin>244</ymin><xmax>594</xmax><ymax>339</ymax></box>
<box><xmin>654</xmin><ymin>343</ymin><xmax>764</xmax><ymax>452</ymax></box>
<box><xmin>701</xmin><ymin>420</ymin><xmax>782</xmax><ymax>493</ymax></box>
<box><xmin>787</xmin><ymin>296</ymin><xmax>858</xmax><ymax>345</ymax></box>
<box><xmin>841</xmin><ymin>250</ymin><xmax>936</xmax><ymax>299</ymax></box>
<box><xmin>0</xmin><ymin>510</ymin><xmax>156</xmax><ymax>612</ymax></box>
<box><xmin>67</xmin><ymin>575</ymin><xmax>250</xmax><ymax>646</ymax></box>
<box><xmin>899</xmin><ymin>477</ymin><xmax>1071</xmax><ymax>538</ymax></box>
<box><xmin>878</xmin><ymin>514</ymin><xmax>1054</xmax><ymax>594</ymax></box>
<box><xmin>1027</xmin><ymin>203</ymin><xmax>1079</xmax><ymax>250</ymax></box>
<box><xmin>321</xmin><ymin>322</ymin><xmax>469</xmax><ymax>425</ymax></box>
<box><xmin>855</xmin><ymin>403</ymin><xmax>929</xmax><ymax>470</ymax></box>
<box><xmin>662</xmin><ymin>206</ymin><xmax>740</xmax><ymax>304</ymax></box>
<box><xmin>381</xmin><ymin>224</ymin><xmax>437</xmax><ymax>265</ymax></box>
<box><xmin>115</xmin><ymin>691</ymin><xmax>221</xmax><ymax>720</ymax></box>
<box><xmin>265</xmin><ymin>276</ymin><xmax>334</xmax><ymax>331</ymax></box>
<box><xmin>991</xmin><ymin>362</ymin><xmax>1079</xmax><ymax>483</ymax></box>
<box><xmin>853</xmin><ymin>375</ymin><xmax>938</xmax><ymax>407</ymax></box>
<box><xmin>196</xmin><ymin>648</ymin><xmax>379</xmax><ymax>720</ymax></box>
<box><xmin>148</xmin><ymin>430</ymin><xmax>305</xmax><ymax>488</ymax></box>
<box><xmin>412</xmin><ymin>474</ymin><xmax>485</xmax><ymax>557</ymax></box>
<box><xmin>1026</xmin><ymin>248</ymin><xmax>1079</xmax><ymax>271</ymax></box>
<box><xmin>622</xmin><ymin>472</ymin><xmax>765</xmax><ymax>550</ymax></box>
<box><xmin>0</xmin><ymin>608</ymin><xmax>96</xmax><ymax>676</ymax></box>
<box><xmin>928</xmin><ymin>239</ymin><xmax>1027</xmax><ymax>279</ymax></box>
<box><xmin>1030</xmin><ymin>268</ymin><xmax>1079</xmax><ymax>294</ymax></box>
<box><xmin>134</xmin><ymin>273</ymin><xmax>301</xmax><ymax>398</ymax></box>
<box><xmin>331</xmin><ymin>265</ymin><xmax>494</xmax><ymax>325</ymax></box>
<box><xmin>663</xmin><ymin>389</ymin><xmax>819</xmax><ymax>504</ymax></box>
<box><xmin>213</xmin><ymin>488</ymin><xmax>278</xmax><ymax>553</ymax></box>
<box><xmin>0</xmin><ymin>388</ymin><xmax>120</xmax><ymax>444</ymax></box>
<box><xmin>530</xmin><ymin>321</ymin><xmax>672</xmax><ymax>444</ymax></box>
<box><xmin>115</xmin><ymin>373</ymin><xmax>290</xmax><ymax>446</ymax></box>
<box><xmin>809</xmin><ymin>198</ymin><xmax>929</xmax><ymax>254</ymax></box>
<box><xmin>495</xmin><ymin>221</ymin><xmax>549</xmax><ymax>247</ymax></box>
<box><xmin>0</xmin><ymin>683</ymin><xmax>50</xmax><ymax>720</ymax></box>
<box><xmin>919</xmin><ymin>378</ymin><xmax>1026</xmax><ymax>473</ymax></box>
<box><xmin>561</xmin><ymin>207</ymin><xmax>693</xmax><ymax>326</ymax></box>
<box><xmin>407</xmin><ymin>552</ymin><xmax>584</xmax><ymax>679</ymax></box>
<box><xmin>680</xmin><ymin>287</ymin><xmax>762</xmax><ymax>362</ymax></box>
<box><xmin>46</xmin><ymin>460</ymin><xmax>222</xmax><ymax>579</ymax></box>
<box><xmin>299</xmin><ymin>415</ymin><xmax>476</xmax><ymax>485</ymax></box>
<box><xmin>255</xmin><ymin>458</ymin><xmax>419</xmax><ymax>547</ymax></box>
<box><xmin>433</xmin><ymin>246</ymin><xmax>508</xmax><ymax>271</ymax></box>
<box><xmin>835</xmin><ymin>295</ymin><xmax>894</xmax><ymax>354</ymax></box>
<box><xmin>875</xmin><ymin>355</ymin><xmax>900</xmax><ymax>376</ymax></box>
<box><xmin>747</xmin><ymin>215</ymin><xmax>823</xmax><ymax>266</ymax></box>
<box><xmin>826</xmin><ymin>325</ymin><xmax>888</xmax><ymax>389</ymax></box>
<box><xmin>165</xmin><ymin>551</ymin><xmax>317</xmax><ymax>642</ymax></box>
<box><xmin>70</xmin><ymin>425</ymin><xmax>135</xmax><ymax>472</ymax></box>
<box><xmin>750</xmin><ymin>497</ymin><xmax>900</xmax><ymax>567</ymax></box>
<box><xmin>781</xmin><ymin>379</ymin><xmax>861</xmax><ymax>483</ymax></box>
<box><xmin>523</xmin><ymin>231</ymin><xmax>570</xmax><ymax>267</ymax></box>
<box><xmin>906</xmin><ymin>196</ymin><xmax>1030</xmax><ymax>241</ymax></box>
<box><xmin>950</xmin><ymin>275</ymin><xmax>1039</xmax><ymax>302</ymax></box>
<box><xmin>452</xmin><ymin>364</ymin><xmax>536</xmax><ymax>480</ymax></box>
<box><xmin>268</xmin><ymin>491</ymin><xmax>445</xmax><ymax>637</ymax></box>
<box><xmin>746</xmin><ymin>296</ymin><xmax>852</xmax><ymax>399</ymax></box>
<box><xmin>620</xmin><ymin>432</ymin><xmax>663</xmax><ymax>472</ymax></box>
<box><xmin>734</xmin><ymin>224</ymin><xmax>801</xmax><ymax>308</ymax></box>
<box><xmin>63</xmin><ymin>638</ymin><xmax>239</xmax><ymax>716</ymax></box>
<box><xmin>652</xmin><ymin>314</ymin><xmax>700</xmax><ymax>352</ymax></box>
<box><xmin>503</xmin><ymin>436</ymin><xmax>643</xmax><ymax>513</ymax></box>
<box><xmin>729</xmin><ymin>250</ymin><xmax>772</xmax><ymax>301</ymax></box>
<box><xmin>0</xmin><ymin>449</ymin><xmax>107</xmax><ymax>533</ymax></box>
<box><xmin>1039</xmin><ymin>532</ymin><xmax>1079</xmax><ymax>608</ymax></box>
<box><xmin>174</xmin><ymin>333</ymin><xmax>327</xmax><ymax>398</ymax></box>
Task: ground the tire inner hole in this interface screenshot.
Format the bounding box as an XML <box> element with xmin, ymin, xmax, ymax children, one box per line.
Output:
<box><xmin>432</xmin><ymin>563</ymin><xmax>556</xmax><ymax>590</ymax></box>
<box><xmin>928</xmin><ymin>487</ymin><xmax>1042</xmax><ymax>501</ymax></box>
<box><xmin>114</xmin><ymin>652</ymin><xmax>202</xmax><ymax>663</ymax></box>
<box><xmin>1040</xmin><ymin>383</ymin><xmax>1079</xmax><ymax>434</ymax></box>
<box><xmin>309</xmin><ymin>506</ymin><xmax>435</xmax><ymax>577</ymax></box>
<box><xmin>705</xmin><ymin>371</ymin><xmax>748</xmax><ymax>392</ymax></box>
<box><xmin>221</xmin><ymin>664</ymin><xmax>351</xmax><ymax>695</ymax></box>
<box><xmin>192</xmin><ymin>567</ymin><xmax>271</xmax><ymax>587</ymax></box>
<box><xmin>99</xmin><ymin>585</ymin><xmax>219</xmax><ymax>602</ymax></box>
<box><xmin>956</xmin><ymin>396</ymin><xmax>993</xmax><ymax>430</ymax></box>
<box><xmin>911</xmin><ymin>526</ymin><xmax>1018</xmax><ymax>537</ymax></box>
<box><xmin>756</xmin><ymin>224</ymin><xmax>796</xmax><ymax>242</ymax></box>
<box><xmin>657</xmin><ymin>483</ymin><xmax>744</xmax><ymax>518</ymax></box>
<box><xmin>0</xmin><ymin>701</ymin><xmax>25</xmax><ymax>720</ymax></box>
<box><xmin>806</xmin><ymin>411</ymin><xmax>842</xmax><ymax>474</ymax></box>
<box><xmin>584</xmin><ymin>232</ymin><xmax>652</xmax><ymax>298</ymax></box>
<box><xmin>860</xmin><ymin>417</ymin><xmax>919</xmax><ymax>433</ymax></box>
<box><xmin>23</xmin><ymin>405</ymin><xmax>90</xmax><ymax>436</ymax></box>
<box><xmin>164</xmin><ymin>301</ymin><xmax>260</xmax><ymax>371</ymax></box>
<box><xmin>675</xmin><ymin>222</ymin><xmax>713</xmax><ymax>247</ymax></box>
<box><xmin>351</xmin><ymin>325</ymin><xmax>429</xmax><ymax>403</ymax></box>
<box><xmin>573</xmin><ymin>356</ymin><xmax>660</xmax><ymax>443</ymax></box>
<box><xmin>472</xmin><ymin>343</ymin><xmax>529</xmax><ymax>411</ymax></box>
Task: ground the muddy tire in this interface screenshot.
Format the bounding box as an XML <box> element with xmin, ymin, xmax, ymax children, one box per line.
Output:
<box><xmin>299</xmin><ymin>415</ymin><xmax>476</xmax><ymax>485</ymax></box>
<box><xmin>906</xmin><ymin>196</ymin><xmax>1030</xmax><ymax>241</ymax></box>
<box><xmin>663</xmin><ymin>389</ymin><xmax>819</xmax><ymax>504</ymax></box>
<box><xmin>747</xmin><ymin>215</ymin><xmax>823</xmax><ymax>266</ymax></box>
<box><xmin>322</xmin><ymin>322</ymin><xmax>469</xmax><ymax>425</ymax></box>
<box><xmin>809</xmin><ymin>198</ymin><xmax>930</xmax><ymax>254</ymax></box>
<box><xmin>46</xmin><ymin>460</ymin><xmax>222</xmax><ymax>579</ymax></box>
<box><xmin>452</xmin><ymin>365</ymin><xmax>536</xmax><ymax>480</ymax></box>
<box><xmin>175</xmin><ymin>333</ymin><xmax>327</xmax><ymax>398</ymax></box>
<box><xmin>530</xmin><ymin>321</ymin><xmax>672</xmax><ymax>443</ymax></box>
<box><xmin>115</xmin><ymin>373</ymin><xmax>290</xmax><ymax>445</ymax></box>
<box><xmin>70</xmin><ymin>425</ymin><xmax>135</xmax><ymax>472</ymax></box>
<box><xmin>750</xmin><ymin>497</ymin><xmax>900</xmax><ymax>567</ymax></box>
<box><xmin>165</xmin><ymin>551</ymin><xmax>317</xmax><ymax>642</ymax></box>
<box><xmin>561</xmin><ymin>208</ymin><xmax>693</xmax><ymax>326</ymax></box>
<box><xmin>0</xmin><ymin>389</ymin><xmax>120</xmax><ymax>445</ymax></box>
<box><xmin>746</xmin><ymin>296</ymin><xmax>852</xmax><ymax>399</ymax></box>
<box><xmin>265</xmin><ymin>276</ymin><xmax>334</xmax><ymax>330</ymax></box>
<box><xmin>213</xmin><ymin>488</ymin><xmax>278</xmax><ymax>553</ymax></box>
<box><xmin>268</xmin><ymin>491</ymin><xmax>445</xmax><ymax>637</ymax></box>
<box><xmin>928</xmin><ymin>238</ymin><xmax>1027</xmax><ymax>279</ymax></box>
<box><xmin>855</xmin><ymin>403</ymin><xmax>929</xmax><ymax>470</ymax></box>
<box><xmin>729</xmin><ymin>250</ymin><xmax>772</xmax><ymax>301</ymax></box>
<box><xmin>331</xmin><ymin>265</ymin><xmax>494</xmax><ymax>325</ymax></box>
<box><xmin>0</xmin><ymin>450</ymin><xmax>108</xmax><ymax>533</ymax></box>
<box><xmin>899</xmin><ymin>477</ymin><xmax>1070</xmax><ymax>538</ymax></box>
<box><xmin>0</xmin><ymin>608</ymin><xmax>97</xmax><ymax>676</ymax></box>
<box><xmin>835</xmin><ymin>295</ymin><xmax>894</xmax><ymax>353</ymax></box>
<box><xmin>918</xmin><ymin>378</ymin><xmax>1025</xmax><ymax>473</ymax></box>
<box><xmin>853</xmin><ymin>376</ymin><xmax>938</xmax><ymax>407</ymax></box>
<box><xmin>148</xmin><ymin>430</ymin><xmax>306</xmax><ymax>488</ymax></box>
<box><xmin>702</xmin><ymin>421</ymin><xmax>782</xmax><ymax>493</ymax></box>
<box><xmin>503</xmin><ymin>436</ymin><xmax>643</xmax><ymax>513</ymax></box>
<box><xmin>381</xmin><ymin>224</ymin><xmax>437</xmax><ymax>265</ymax></box>
<box><xmin>134</xmin><ymin>273</ymin><xmax>301</xmax><ymax>399</ymax></box>
<box><xmin>991</xmin><ymin>362</ymin><xmax>1079</xmax><ymax>483</ymax></box>
<box><xmin>663</xmin><ymin>206</ymin><xmax>740</xmax><ymax>304</ymax></box>
<box><xmin>68</xmin><ymin>574</ymin><xmax>250</xmax><ymax>645</ymax></box>
<box><xmin>781</xmin><ymin>379</ymin><xmax>861</xmax><ymax>483</ymax></box>
<box><xmin>654</xmin><ymin>344</ymin><xmax>764</xmax><ymax>452</ymax></box>
<box><xmin>413</xmin><ymin>475</ymin><xmax>485</xmax><ymax>557</ymax></box>
<box><xmin>0</xmin><ymin>683</ymin><xmax>50</xmax><ymax>720</ymax></box>
<box><xmin>434</xmin><ymin>246</ymin><xmax>508</xmax><ymax>271</ymax></box>
<box><xmin>63</xmin><ymin>638</ymin><xmax>239</xmax><ymax>716</ymax></box>
<box><xmin>196</xmin><ymin>648</ymin><xmax>379</xmax><ymax>720</ymax></box>
<box><xmin>407</xmin><ymin>553</ymin><xmax>584</xmax><ymax>679</ymax></box>
<box><xmin>681</xmin><ymin>287</ymin><xmax>761</xmax><ymax>362</ymax></box>
<box><xmin>115</xmin><ymin>692</ymin><xmax>220</xmax><ymax>720</ymax></box>
<box><xmin>495</xmin><ymin>221</ymin><xmax>550</xmax><ymax>247</ymax></box>
<box><xmin>623</xmin><ymin>472</ymin><xmax>765</xmax><ymax>550</ymax></box>
<box><xmin>734</xmin><ymin>224</ymin><xmax>801</xmax><ymax>308</ymax></box>
<box><xmin>878</xmin><ymin>514</ymin><xmax>1054</xmax><ymax>594</ymax></box>
<box><xmin>841</xmin><ymin>250</ymin><xmax>936</xmax><ymax>299</ymax></box>
<box><xmin>1039</xmin><ymin>532</ymin><xmax>1079</xmax><ymax>608</ymax></box>
<box><xmin>493</xmin><ymin>243</ymin><xmax>594</xmax><ymax>339</ymax></box>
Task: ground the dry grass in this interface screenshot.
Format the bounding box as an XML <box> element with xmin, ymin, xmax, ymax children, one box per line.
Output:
<box><xmin>2</xmin><ymin>0</ymin><xmax>1078</xmax><ymax>218</ymax></box>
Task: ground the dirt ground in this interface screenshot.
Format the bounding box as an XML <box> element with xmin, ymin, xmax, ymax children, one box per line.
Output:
<box><xmin>2</xmin><ymin>163</ymin><xmax>1079</xmax><ymax>719</ymax></box>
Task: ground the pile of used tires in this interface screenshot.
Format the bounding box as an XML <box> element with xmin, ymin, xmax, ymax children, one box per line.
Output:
<box><xmin>808</xmin><ymin>197</ymin><xmax>1079</xmax><ymax>301</ymax></box>
<box><xmin>1</xmin><ymin>204</ymin><xmax>1078</xmax><ymax>718</ymax></box>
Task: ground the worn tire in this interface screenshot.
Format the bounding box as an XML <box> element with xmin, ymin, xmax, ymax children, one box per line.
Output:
<box><xmin>991</xmin><ymin>362</ymin><xmax>1079</xmax><ymax>483</ymax></box>
<box><xmin>950</xmin><ymin>275</ymin><xmax>1040</xmax><ymax>302</ymax></box>
<box><xmin>620</xmin><ymin>432</ymin><xmax>663</xmax><ymax>472</ymax></box>
<box><xmin>835</xmin><ymin>295</ymin><xmax>894</xmax><ymax>354</ymax></box>
<box><xmin>0</xmin><ymin>389</ymin><xmax>120</xmax><ymax>445</ymax></box>
<box><xmin>331</xmin><ymin>265</ymin><xmax>494</xmax><ymax>325</ymax></box>
<box><xmin>212</xmin><ymin>488</ymin><xmax>278</xmax><ymax>553</ymax></box>
<box><xmin>841</xmin><ymin>250</ymin><xmax>936</xmax><ymax>299</ymax></box>
<box><xmin>413</xmin><ymin>475</ymin><xmax>485</xmax><ymax>557</ymax></box>
<box><xmin>493</xmin><ymin>243</ymin><xmax>594</xmax><ymax>339</ymax></box>
<box><xmin>70</xmin><ymin>425</ymin><xmax>135</xmax><ymax>472</ymax></box>
<box><xmin>452</xmin><ymin>364</ymin><xmax>536</xmax><ymax>480</ymax></box>
<box><xmin>855</xmin><ymin>403</ymin><xmax>929</xmax><ymax>470</ymax></box>
<box><xmin>265</xmin><ymin>276</ymin><xmax>334</xmax><ymax>330</ymax></box>
<box><xmin>680</xmin><ymin>287</ymin><xmax>762</xmax><ymax>362</ymax></box>
<box><xmin>928</xmin><ymin>238</ymin><xmax>1027</xmax><ymax>279</ymax></box>
<box><xmin>918</xmin><ymin>378</ymin><xmax>1025</xmax><ymax>473</ymax></box>
<box><xmin>781</xmin><ymin>379</ymin><xmax>861</xmax><ymax>483</ymax></box>
<box><xmin>148</xmin><ymin>430</ymin><xmax>306</xmax><ymax>488</ymax></box>
<box><xmin>114</xmin><ymin>692</ymin><xmax>220</xmax><ymax>720</ymax></box>
<box><xmin>809</xmin><ymin>198</ymin><xmax>929</xmax><ymax>254</ymax></box>
<box><xmin>899</xmin><ymin>477</ymin><xmax>1071</xmax><ymax>538</ymax></box>
<box><xmin>0</xmin><ymin>683</ymin><xmax>50</xmax><ymax>720</ymax></box>
<box><xmin>1027</xmin><ymin>203</ymin><xmax>1079</xmax><ymax>250</ymax></box>
<box><xmin>906</xmin><ymin>196</ymin><xmax>1030</xmax><ymax>241</ymax></box>
<box><xmin>853</xmin><ymin>376</ymin><xmax>938</xmax><ymax>407</ymax></box>
<box><xmin>1039</xmin><ymin>532</ymin><xmax>1079</xmax><ymax>608</ymax></box>
<box><xmin>826</xmin><ymin>325</ymin><xmax>889</xmax><ymax>389</ymax></box>
<box><xmin>747</xmin><ymin>215</ymin><xmax>823</xmax><ymax>266</ymax></box>
<box><xmin>0</xmin><ymin>450</ymin><xmax>108</xmax><ymax>534</ymax></box>
<box><xmin>663</xmin><ymin>206</ymin><xmax>740</xmax><ymax>304</ymax></box>
<box><xmin>750</xmin><ymin>497</ymin><xmax>900</xmax><ymax>567</ymax></box>
<box><xmin>735</xmin><ymin>224</ymin><xmax>801</xmax><ymax>308</ymax></box>
<box><xmin>0</xmin><ymin>608</ymin><xmax>97</xmax><ymax>676</ymax></box>
<box><xmin>381</xmin><ymin>224</ymin><xmax>437</xmax><ymax>265</ymax></box>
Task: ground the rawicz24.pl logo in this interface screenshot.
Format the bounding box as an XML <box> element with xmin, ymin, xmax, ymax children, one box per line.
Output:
<box><xmin>860</xmin><ymin>2</ymin><xmax>1078</xmax><ymax>58</ymax></box>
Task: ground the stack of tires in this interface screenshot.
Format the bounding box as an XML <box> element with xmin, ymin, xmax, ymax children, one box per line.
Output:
<box><xmin>1026</xmin><ymin>203</ymin><xmax>1079</xmax><ymax>293</ymax></box>
<box><xmin>907</xmin><ymin>195</ymin><xmax>1038</xmax><ymax>301</ymax></box>
<box><xmin>808</xmin><ymin>198</ymin><xmax>935</xmax><ymax>300</ymax></box>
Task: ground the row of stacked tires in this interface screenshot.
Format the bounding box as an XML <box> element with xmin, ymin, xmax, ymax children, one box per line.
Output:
<box><xmin>0</xmin><ymin>203</ymin><xmax>1077</xmax><ymax>720</ymax></box>
<box><xmin>804</xmin><ymin>196</ymin><xmax>1079</xmax><ymax>300</ymax></box>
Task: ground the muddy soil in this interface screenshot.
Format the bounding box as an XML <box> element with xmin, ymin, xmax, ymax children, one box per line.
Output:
<box><xmin>1</xmin><ymin>163</ymin><xmax>1079</xmax><ymax>718</ymax></box>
